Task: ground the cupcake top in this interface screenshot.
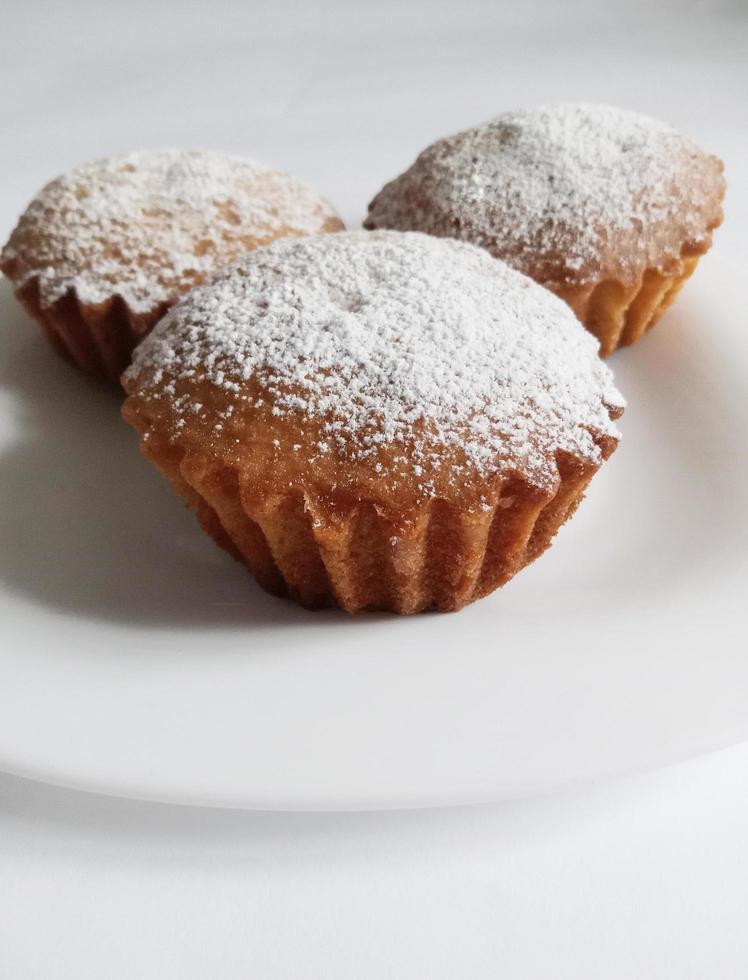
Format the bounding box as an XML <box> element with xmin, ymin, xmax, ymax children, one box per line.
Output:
<box><xmin>0</xmin><ymin>149</ymin><xmax>343</xmax><ymax>314</ymax></box>
<box><xmin>124</xmin><ymin>231</ymin><xmax>623</xmax><ymax>510</ymax></box>
<box><xmin>364</xmin><ymin>104</ymin><xmax>725</xmax><ymax>287</ymax></box>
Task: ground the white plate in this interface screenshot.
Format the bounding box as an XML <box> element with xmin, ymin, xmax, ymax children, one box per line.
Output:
<box><xmin>0</xmin><ymin>260</ymin><xmax>746</xmax><ymax>810</ymax></box>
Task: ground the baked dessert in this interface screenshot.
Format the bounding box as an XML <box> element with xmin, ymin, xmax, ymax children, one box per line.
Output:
<box><xmin>365</xmin><ymin>104</ymin><xmax>725</xmax><ymax>355</ymax></box>
<box><xmin>122</xmin><ymin>231</ymin><xmax>624</xmax><ymax>614</ymax></box>
<box><xmin>0</xmin><ymin>150</ymin><xmax>344</xmax><ymax>383</ymax></box>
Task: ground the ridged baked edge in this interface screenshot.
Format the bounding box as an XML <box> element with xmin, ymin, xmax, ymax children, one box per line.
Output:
<box><xmin>552</xmin><ymin>230</ymin><xmax>720</xmax><ymax>356</ymax></box>
<box><xmin>365</xmin><ymin>198</ymin><xmax>722</xmax><ymax>359</ymax></box>
<box><xmin>123</xmin><ymin>415</ymin><xmax>617</xmax><ymax>614</ymax></box>
<box><xmin>2</xmin><ymin>213</ymin><xmax>347</xmax><ymax>386</ymax></box>
<box><xmin>7</xmin><ymin>276</ymin><xmax>167</xmax><ymax>385</ymax></box>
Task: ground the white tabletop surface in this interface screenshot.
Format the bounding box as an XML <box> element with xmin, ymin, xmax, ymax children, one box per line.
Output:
<box><xmin>1</xmin><ymin>0</ymin><xmax>747</xmax><ymax>976</ymax></box>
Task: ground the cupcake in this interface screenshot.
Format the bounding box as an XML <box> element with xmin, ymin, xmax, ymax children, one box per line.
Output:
<box><xmin>0</xmin><ymin>150</ymin><xmax>344</xmax><ymax>383</ymax></box>
<box><xmin>364</xmin><ymin>104</ymin><xmax>725</xmax><ymax>356</ymax></box>
<box><xmin>122</xmin><ymin>231</ymin><xmax>624</xmax><ymax>614</ymax></box>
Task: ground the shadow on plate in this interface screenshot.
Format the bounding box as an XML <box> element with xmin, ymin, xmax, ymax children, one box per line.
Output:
<box><xmin>598</xmin><ymin>277</ymin><xmax>746</xmax><ymax>592</ymax></box>
<box><xmin>0</xmin><ymin>280</ymin><xmax>353</xmax><ymax>631</ymax></box>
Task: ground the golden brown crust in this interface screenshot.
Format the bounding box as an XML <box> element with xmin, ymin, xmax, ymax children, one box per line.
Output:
<box><xmin>121</xmin><ymin>231</ymin><xmax>623</xmax><ymax>614</ymax></box>
<box><xmin>122</xmin><ymin>374</ymin><xmax>619</xmax><ymax>613</ymax></box>
<box><xmin>123</xmin><ymin>396</ymin><xmax>616</xmax><ymax>613</ymax></box>
<box><xmin>2</xmin><ymin>215</ymin><xmax>345</xmax><ymax>385</ymax></box>
<box><xmin>364</xmin><ymin>105</ymin><xmax>725</xmax><ymax>352</ymax></box>
<box><xmin>474</xmin><ymin>176</ymin><xmax>724</xmax><ymax>295</ymax></box>
<box><xmin>0</xmin><ymin>214</ymin><xmax>344</xmax><ymax>318</ymax></box>
<box><xmin>553</xmin><ymin>249</ymin><xmax>710</xmax><ymax>356</ymax></box>
<box><xmin>1</xmin><ymin>150</ymin><xmax>344</xmax><ymax>382</ymax></box>
<box><xmin>123</xmin><ymin>366</ymin><xmax>621</xmax><ymax>518</ymax></box>
<box><xmin>8</xmin><ymin>277</ymin><xmax>171</xmax><ymax>383</ymax></box>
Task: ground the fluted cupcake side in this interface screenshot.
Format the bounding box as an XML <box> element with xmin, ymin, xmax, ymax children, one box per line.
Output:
<box><xmin>1</xmin><ymin>149</ymin><xmax>345</xmax><ymax>384</ymax></box>
<box><xmin>124</xmin><ymin>415</ymin><xmax>616</xmax><ymax>614</ymax></box>
<box><xmin>10</xmin><ymin>276</ymin><xmax>167</xmax><ymax>384</ymax></box>
<box><xmin>553</xmin><ymin>240</ymin><xmax>715</xmax><ymax>357</ymax></box>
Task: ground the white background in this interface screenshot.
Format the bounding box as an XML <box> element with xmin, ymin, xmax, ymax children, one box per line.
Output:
<box><xmin>1</xmin><ymin>0</ymin><xmax>747</xmax><ymax>976</ymax></box>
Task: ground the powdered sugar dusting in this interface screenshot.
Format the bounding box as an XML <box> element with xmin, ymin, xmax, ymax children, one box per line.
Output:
<box><xmin>1</xmin><ymin>149</ymin><xmax>342</xmax><ymax>313</ymax></box>
<box><xmin>126</xmin><ymin>231</ymin><xmax>624</xmax><ymax>490</ymax></box>
<box><xmin>365</xmin><ymin>104</ymin><xmax>724</xmax><ymax>285</ymax></box>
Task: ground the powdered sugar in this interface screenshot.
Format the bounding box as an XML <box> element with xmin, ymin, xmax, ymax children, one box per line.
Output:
<box><xmin>127</xmin><ymin>231</ymin><xmax>623</xmax><ymax>491</ymax></box>
<box><xmin>1</xmin><ymin>149</ymin><xmax>342</xmax><ymax>313</ymax></box>
<box><xmin>365</xmin><ymin>104</ymin><xmax>724</xmax><ymax>285</ymax></box>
